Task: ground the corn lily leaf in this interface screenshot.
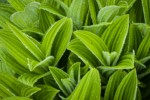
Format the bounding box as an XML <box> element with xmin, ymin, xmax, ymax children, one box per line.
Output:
<box><xmin>0</xmin><ymin>84</ymin><xmax>15</xmax><ymax>98</ymax></box>
<box><xmin>68</xmin><ymin>62</ymin><xmax>80</xmax><ymax>83</ymax></box>
<box><xmin>0</xmin><ymin>73</ymin><xmax>40</xmax><ymax>97</ymax></box>
<box><xmin>33</xmin><ymin>85</ymin><xmax>59</xmax><ymax>100</ymax></box>
<box><xmin>128</xmin><ymin>24</ymin><xmax>143</xmax><ymax>52</ymax></box>
<box><xmin>10</xmin><ymin>2</ymin><xmax>40</xmax><ymax>30</ymax></box>
<box><xmin>3</xmin><ymin>97</ymin><xmax>32</xmax><ymax>100</ymax></box>
<box><xmin>27</xmin><ymin>56</ymin><xmax>54</xmax><ymax>72</ymax></box>
<box><xmin>0</xmin><ymin>48</ymin><xmax>29</xmax><ymax>75</ymax></box>
<box><xmin>61</xmin><ymin>78</ymin><xmax>76</xmax><ymax>94</ymax></box>
<box><xmin>141</xmin><ymin>0</ymin><xmax>150</xmax><ymax>25</ymax></box>
<box><xmin>7</xmin><ymin>23</ymin><xmax>44</xmax><ymax>61</ymax></box>
<box><xmin>97</xmin><ymin>6</ymin><xmax>126</xmax><ymax>23</ymax></box>
<box><xmin>7</xmin><ymin>0</ymin><xmax>34</xmax><ymax>11</ymax></box>
<box><xmin>40</xmin><ymin>3</ymin><xmax>65</xmax><ymax>18</ymax></box>
<box><xmin>136</xmin><ymin>29</ymin><xmax>150</xmax><ymax>60</ymax></box>
<box><xmin>39</xmin><ymin>10</ymin><xmax>55</xmax><ymax>33</ymax></box>
<box><xmin>50</xmin><ymin>67</ymin><xmax>69</xmax><ymax>96</ymax></box>
<box><xmin>42</xmin><ymin>17</ymin><xmax>72</xmax><ymax>65</ymax></box>
<box><xmin>67</xmin><ymin>39</ymin><xmax>100</xmax><ymax>67</ymax></box>
<box><xmin>96</xmin><ymin>0</ymin><xmax>105</xmax><ymax>8</ymax></box>
<box><xmin>88</xmin><ymin>0</ymin><xmax>99</xmax><ymax>24</ymax></box>
<box><xmin>101</xmin><ymin>15</ymin><xmax>129</xmax><ymax>65</ymax></box>
<box><xmin>84</xmin><ymin>22</ymin><xmax>111</xmax><ymax>36</ymax></box>
<box><xmin>18</xmin><ymin>72</ymin><xmax>50</xmax><ymax>87</ymax></box>
<box><xmin>68</xmin><ymin>68</ymin><xmax>101</xmax><ymax>100</ymax></box>
<box><xmin>67</xmin><ymin>0</ymin><xmax>88</xmax><ymax>29</ymax></box>
<box><xmin>114</xmin><ymin>69</ymin><xmax>138</xmax><ymax>100</ymax></box>
<box><xmin>0</xmin><ymin>29</ymin><xmax>37</xmax><ymax>69</ymax></box>
<box><xmin>104</xmin><ymin>70</ymin><xmax>126</xmax><ymax>100</ymax></box>
<box><xmin>100</xmin><ymin>53</ymin><xmax>134</xmax><ymax>70</ymax></box>
<box><xmin>74</xmin><ymin>30</ymin><xmax>109</xmax><ymax>65</ymax></box>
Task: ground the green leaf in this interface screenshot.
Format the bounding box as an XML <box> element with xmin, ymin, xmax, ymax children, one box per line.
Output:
<box><xmin>18</xmin><ymin>72</ymin><xmax>50</xmax><ymax>87</ymax></box>
<box><xmin>74</xmin><ymin>30</ymin><xmax>109</xmax><ymax>65</ymax></box>
<box><xmin>96</xmin><ymin>0</ymin><xmax>105</xmax><ymax>8</ymax></box>
<box><xmin>97</xmin><ymin>6</ymin><xmax>126</xmax><ymax>23</ymax></box>
<box><xmin>142</xmin><ymin>0</ymin><xmax>150</xmax><ymax>25</ymax></box>
<box><xmin>10</xmin><ymin>2</ymin><xmax>40</xmax><ymax>30</ymax></box>
<box><xmin>3</xmin><ymin>97</ymin><xmax>32</xmax><ymax>100</ymax></box>
<box><xmin>68</xmin><ymin>62</ymin><xmax>80</xmax><ymax>83</ymax></box>
<box><xmin>7</xmin><ymin>23</ymin><xmax>44</xmax><ymax>61</ymax></box>
<box><xmin>39</xmin><ymin>10</ymin><xmax>55</xmax><ymax>33</ymax></box>
<box><xmin>61</xmin><ymin>78</ymin><xmax>76</xmax><ymax>94</ymax></box>
<box><xmin>0</xmin><ymin>73</ymin><xmax>40</xmax><ymax>97</ymax></box>
<box><xmin>34</xmin><ymin>85</ymin><xmax>59</xmax><ymax>100</ymax></box>
<box><xmin>136</xmin><ymin>29</ymin><xmax>150</xmax><ymax>59</ymax></box>
<box><xmin>128</xmin><ymin>24</ymin><xmax>143</xmax><ymax>52</ymax></box>
<box><xmin>50</xmin><ymin>67</ymin><xmax>69</xmax><ymax>96</ymax></box>
<box><xmin>0</xmin><ymin>48</ymin><xmax>29</xmax><ymax>75</ymax></box>
<box><xmin>0</xmin><ymin>84</ymin><xmax>15</xmax><ymax>98</ymax></box>
<box><xmin>100</xmin><ymin>53</ymin><xmax>134</xmax><ymax>70</ymax></box>
<box><xmin>40</xmin><ymin>3</ymin><xmax>65</xmax><ymax>18</ymax></box>
<box><xmin>88</xmin><ymin>0</ymin><xmax>99</xmax><ymax>24</ymax></box>
<box><xmin>67</xmin><ymin>0</ymin><xmax>88</xmax><ymax>29</ymax></box>
<box><xmin>104</xmin><ymin>70</ymin><xmax>126</xmax><ymax>100</ymax></box>
<box><xmin>101</xmin><ymin>15</ymin><xmax>129</xmax><ymax>65</ymax></box>
<box><xmin>68</xmin><ymin>68</ymin><xmax>101</xmax><ymax>100</ymax></box>
<box><xmin>51</xmin><ymin>18</ymin><xmax>73</xmax><ymax>65</ymax></box>
<box><xmin>67</xmin><ymin>39</ymin><xmax>100</xmax><ymax>67</ymax></box>
<box><xmin>0</xmin><ymin>29</ymin><xmax>37</xmax><ymax>69</ymax></box>
<box><xmin>41</xmin><ymin>17</ymin><xmax>72</xmax><ymax>65</ymax></box>
<box><xmin>7</xmin><ymin>0</ymin><xmax>34</xmax><ymax>11</ymax></box>
<box><xmin>114</xmin><ymin>69</ymin><xmax>138</xmax><ymax>100</ymax></box>
<box><xmin>84</xmin><ymin>22</ymin><xmax>111</xmax><ymax>36</ymax></box>
<box><xmin>27</xmin><ymin>56</ymin><xmax>54</xmax><ymax>71</ymax></box>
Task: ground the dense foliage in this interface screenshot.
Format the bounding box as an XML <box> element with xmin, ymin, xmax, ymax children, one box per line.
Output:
<box><xmin>0</xmin><ymin>0</ymin><xmax>150</xmax><ymax>100</ymax></box>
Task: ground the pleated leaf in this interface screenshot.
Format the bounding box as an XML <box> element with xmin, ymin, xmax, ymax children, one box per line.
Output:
<box><xmin>41</xmin><ymin>18</ymin><xmax>72</xmax><ymax>62</ymax></box>
<box><xmin>39</xmin><ymin>10</ymin><xmax>55</xmax><ymax>33</ymax></box>
<box><xmin>7</xmin><ymin>0</ymin><xmax>34</xmax><ymax>11</ymax></box>
<box><xmin>51</xmin><ymin>18</ymin><xmax>73</xmax><ymax>65</ymax></box>
<box><xmin>10</xmin><ymin>2</ymin><xmax>40</xmax><ymax>30</ymax></box>
<box><xmin>0</xmin><ymin>48</ymin><xmax>29</xmax><ymax>75</ymax></box>
<box><xmin>136</xmin><ymin>29</ymin><xmax>150</xmax><ymax>60</ymax></box>
<box><xmin>84</xmin><ymin>22</ymin><xmax>111</xmax><ymax>36</ymax></box>
<box><xmin>34</xmin><ymin>85</ymin><xmax>59</xmax><ymax>100</ymax></box>
<box><xmin>18</xmin><ymin>72</ymin><xmax>50</xmax><ymax>87</ymax></box>
<box><xmin>100</xmin><ymin>53</ymin><xmax>134</xmax><ymax>69</ymax></box>
<box><xmin>40</xmin><ymin>3</ymin><xmax>65</xmax><ymax>18</ymax></box>
<box><xmin>74</xmin><ymin>30</ymin><xmax>109</xmax><ymax>65</ymax></box>
<box><xmin>67</xmin><ymin>39</ymin><xmax>100</xmax><ymax>67</ymax></box>
<box><xmin>114</xmin><ymin>69</ymin><xmax>138</xmax><ymax>100</ymax></box>
<box><xmin>142</xmin><ymin>0</ymin><xmax>150</xmax><ymax>25</ymax></box>
<box><xmin>3</xmin><ymin>97</ymin><xmax>32</xmax><ymax>100</ymax></box>
<box><xmin>0</xmin><ymin>73</ymin><xmax>40</xmax><ymax>97</ymax></box>
<box><xmin>104</xmin><ymin>70</ymin><xmax>126</xmax><ymax>100</ymax></box>
<box><xmin>97</xmin><ymin>6</ymin><xmax>125</xmax><ymax>23</ymax></box>
<box><xmin>50</xmin><ymin>67</ymin><xmax>69</xmax><ymax>96</ymax></box>
<box><xmin>67</xmin><ymin>0</ymin><xmax>88</xmax><ymax>29</ymax></box>
<box><xmin>0</xmin><ymin>84</ymin><xmax>15</xmax><ymax>98</ymax></box>
<box><xmin>68</xmin><ymin>68</ymin><xmax>101</xmax><ymax>100</ymax></box>
<box><xmin>0</xmin><ymin>29</ymin><xmax>37</xmax><ymax>69</ymax></box>
<box><xmin>7</xmin><ymin>23</ymin><xmax>44</xmax><ymax>61</ymax></box>
<box><xmin>68</xmin><ymin>62</ymin><xmax>80</xmax><ymax>83</ymax></box>
<box><xmin>88</xmin><ymin>0</ymin><xmax>99</xmax><ymax>24</ymax></box>
<box><xmin>101</xmin><ymin>15</ymin><xmax>129</xmax><ymax>65</ymax></box>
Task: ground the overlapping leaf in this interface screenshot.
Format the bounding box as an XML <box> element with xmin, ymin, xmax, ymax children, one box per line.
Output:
<box><xmin>68</xmin><ymin>68</ymin><xmax>101</xmax><ymax>100</ymax></box>
<box><xmin>0</xmin><ymin>73</ymin><xmax>40</xmax><ymax>98</ymax></box>
<box><xmin>114</xmin><ymin>69</ymin><xmax>137</xmax><ymax>100</ymax></box>
<box><xmin>101</xmin><ymin>15</ymin><xmax>129</xmax><ymax>65</ymax></box>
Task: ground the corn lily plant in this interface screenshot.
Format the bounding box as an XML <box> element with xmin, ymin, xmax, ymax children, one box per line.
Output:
<box><xmin>0</xmin><ymin>0</ymin><xmax>150</xmax><ymax>100</ymax></box>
